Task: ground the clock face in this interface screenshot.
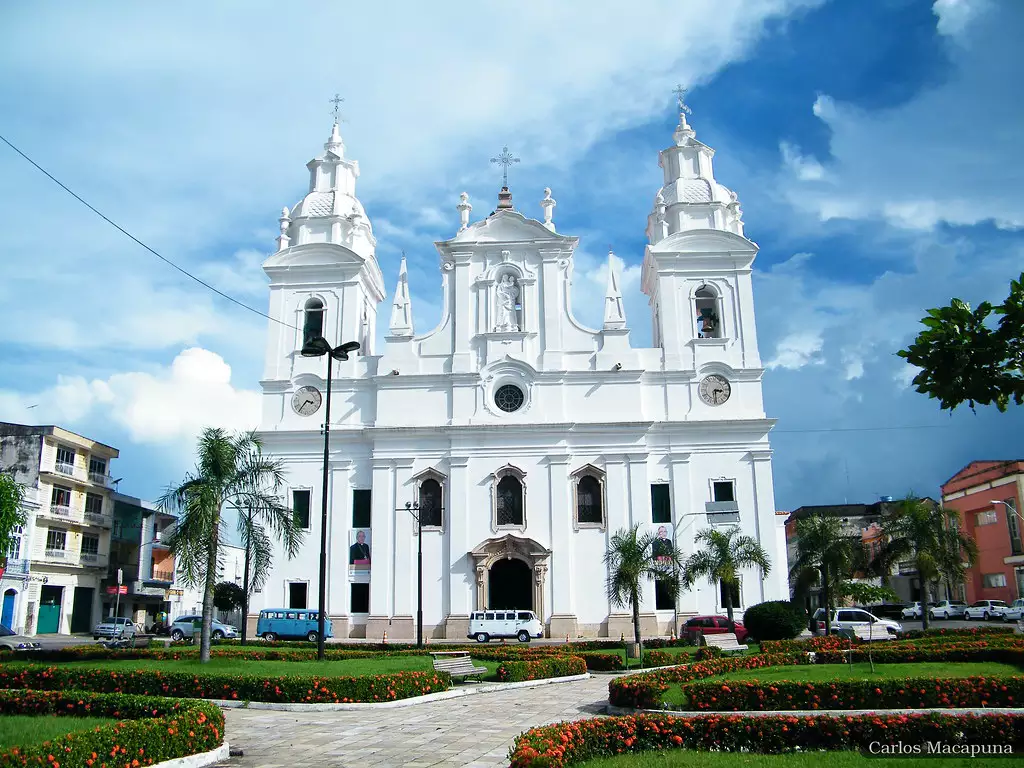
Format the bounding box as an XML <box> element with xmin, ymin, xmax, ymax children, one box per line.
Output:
<box><xmin>699</xmin><ymin>374</ymin><xmax>731</xmax><ymax>406</ymax></box>
<box><xmin>291</xmin><ymin>385</ymin><xmax>322</xmax><ymax>416</ymax></box>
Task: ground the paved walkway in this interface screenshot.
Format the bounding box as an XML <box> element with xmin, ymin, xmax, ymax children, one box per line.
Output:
<box><xmin>213</xmin><ymin>675</ymin><xmax>611</xmax><ymax>768</ymax></box>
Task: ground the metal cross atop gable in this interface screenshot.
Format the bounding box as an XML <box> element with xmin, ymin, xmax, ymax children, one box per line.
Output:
<box><xmin>329</xmin><ymin>93</ymin><xmax>345</xmax><ymax>123</ymax></box>
<box><xmin>673</xmin><ymin>84</ymin><xmax>692</xmax><ymax>116</ymax></box>
<box><xmin>490</xmin><ymin>145</ymin><xmax>520</xmax><ymax>188</ymax></box>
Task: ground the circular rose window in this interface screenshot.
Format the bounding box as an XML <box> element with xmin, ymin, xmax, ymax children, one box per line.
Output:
<box><xmin>494</xmin><ymin>384</ymin><xmax>525</xmax><ymax>413</ymax></box>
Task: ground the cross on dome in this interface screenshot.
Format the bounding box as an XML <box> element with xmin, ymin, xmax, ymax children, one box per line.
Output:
<box><xmin>490</xmin><ymin>145</ymin><xmax>520</xmax><ymax>188</ymax></box>
<box><xmin>673</xmin><ymin>84</ymin><xmax>692</xmax><ymax>117</ymax></box>
<box><xmin>330</xmin><ymin>93</ymin><xmax>345</xmax><ymax>124</ymax></box>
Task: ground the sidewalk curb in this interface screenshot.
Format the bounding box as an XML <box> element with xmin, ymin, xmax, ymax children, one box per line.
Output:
<box><xmin>152</xmin><ymin>742</ymin><xmax>229</xmax><ymax>768</ymax></box>
<box><xmin>212</xmin><ymin>673</ymin><xmax>592</xmax><ymax>712</ymax></box>
<box><xmin>607</xmin><ymin>704</ymin><xmax>1024</xmax><ymax>717</ymax></box>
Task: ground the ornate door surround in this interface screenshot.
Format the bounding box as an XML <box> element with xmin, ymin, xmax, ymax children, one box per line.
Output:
<box><xmin>470</xmin><ymin>534</ymin><xmax>551</xmax><ymax>620</ymax></box>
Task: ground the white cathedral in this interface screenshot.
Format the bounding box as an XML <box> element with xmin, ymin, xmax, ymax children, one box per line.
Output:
<box><xmin>251</xmin><ymin>103</ymin><xmax>790</xmax><ymax>640</ymax></box>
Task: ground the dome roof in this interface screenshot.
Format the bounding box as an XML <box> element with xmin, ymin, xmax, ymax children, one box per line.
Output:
<box><xmin>290</xmin><ymin>191</ymin><xmax>367</xmax><ymax>220</ymax></box>
<box><xmin>656</xmin><ymin>178</ymin><xmax>737</xmax><ymax>207</ymax></box>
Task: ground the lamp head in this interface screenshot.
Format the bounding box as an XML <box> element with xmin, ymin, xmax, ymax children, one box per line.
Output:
<box><xmin>331</xmin><ymin>340</ymin><xmax>361</xmax><ymax>360</ymax></box>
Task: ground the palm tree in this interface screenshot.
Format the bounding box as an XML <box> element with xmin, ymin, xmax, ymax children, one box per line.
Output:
<box><xmin>604</xmin><ymin>524</ymin><xmax>684</xmax><ymax>648</ymax></box>
<box><xmin>788</xmin><ymin>511</ymin><xmax>866</xmax><ymax>634</ymax></box>
<box><xmin>237</xmin><ymin>503</ymin><xmax>275</xmax><ymax>646</ymax></box>
<box><xmin>159</xmin><ymin>428</ymin><xmax>303</xmax><ymax>662</ymax></box>
<box><xmin>876</xmin><ymin>496</ymin><xmax>976</xmax><ymax>630</ymax></box>
<box><xmin>681</xmin><ymin>526</ymin><xmax>771</xmax><ymax>624</ymax></box>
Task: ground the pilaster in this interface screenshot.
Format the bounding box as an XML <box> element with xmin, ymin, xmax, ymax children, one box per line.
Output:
<box><xmin>392</xmin><ymin>459</ymin><xmax>416</xmax><ymax>620</ymax></box>
<box><xmin>444</xmin><ymin>456</ymin><xmax>471</xmax><ymax>639</ymax></box>
<box><xmin>546</xmin><ymin>454</ymin><xmax>574</xmax><ymax>636</ymax></box>
<box><xmin>669</xmin><ymin>452</ymin><xmax>695</xmax><ymax>615</ymax></box>
<box><xmin>328</xmin><ymin>460</ymin><xmax>352</xmax><ymax>621</ymax></box>
<box><xmin>747</xmin><ymin>449</ymin><xmax>780</xmax><ymax>604</ymax></box>
<box><xmin>368</xmin><ymin>460</ymin><xmax>395</xmax><ymax>632</ymax></box>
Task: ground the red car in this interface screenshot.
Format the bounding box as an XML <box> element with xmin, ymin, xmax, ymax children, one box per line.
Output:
<box><xmin>681</xmin><ymin>615</ymin><xmax>749</xmax><ymax>644</ymax></box>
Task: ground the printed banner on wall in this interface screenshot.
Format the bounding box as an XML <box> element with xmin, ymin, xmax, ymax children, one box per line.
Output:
<box><xmin>651</xmin><ymin>524</ymin><xmax>674</xmax><ymax>563</ymax></box>
<box><xmin>349</xmin><ymin>529</ymin><xmax>371</xmax><ymax>571</ymax></box>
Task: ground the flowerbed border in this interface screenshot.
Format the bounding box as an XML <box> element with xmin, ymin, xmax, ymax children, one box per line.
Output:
<box><xmin>0</xmin><ymin>689</ymin><xmax>224</xmax><ymax>768</ymax></box>
<box><xmin>508</xmin><ymin>711</ymin><xmax>1024</xmax><ymax>767</ymax></box>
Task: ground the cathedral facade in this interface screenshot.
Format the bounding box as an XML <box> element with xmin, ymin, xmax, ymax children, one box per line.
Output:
<box><xmin>251</xmin><ymin>108</ymin><xmax>790</xmax><ymax>640</ymax></box>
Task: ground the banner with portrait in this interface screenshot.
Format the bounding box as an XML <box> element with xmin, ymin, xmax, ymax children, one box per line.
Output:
<box><xmin>348</xmin><ymin>529</ymin><xmax>371</xmax><ymax>571</ymax></box>
<box><xmin>650</xmin><ymin>523</ymin><xmax>674</xmax><ymax>564</ymax></box>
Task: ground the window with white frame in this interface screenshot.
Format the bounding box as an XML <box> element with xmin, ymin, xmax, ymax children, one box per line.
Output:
<box><xmin>417</xmin><ymin>474</ymin><xmax>444</xmax><ymax>529</ymax></box>
<box><xmin>7</xmin><ymin>525</ymin><xmax>22</xmax><ymax>559</ymax></box>
<box><xmin>492</xmin><ymin>466</ymin><xmax>526</xmax><ymax>529</ymax></box>
<box><xmin>50</xmin><ymin>485</ymin><xmax>72</xmax><ymax>510</ymax></box>
<box><xmin>976</xmin><ymin>510</ymin><xmax>998</xmax><ymax>526</ymax></box>
<box><xmin>45</xmin><ymin>528</ymin><xmax>67</xmax><ymax>552</ymax></box>
<box><xmin>85</xmin><ymin>493</ymin><xmax>103</xmax><ymax>516</ymax></box>
<box><xmin>55</xmin><ymin>445</ymin><xmax>75</xmax><ymax>473</ymax></box>
<box><xmin>81</xmin><ymin>535</ymin><xmax>99</xmax><ymax>555</ymax></box>
<box><xmin>983</xmin><ymin>573</ymin><xmax>1007</xmax><ymax>588</ymax></box>
<box><xmin>572</xmin><ymin>465</ymin><xmax>605</xmax><ymax>527</ymax></box>
<box><xmin>292</xmin><ymin>489</ymin><xmax>311</xmax><ymax>529</ymax></box>
<box><xmin>718</xmin><ymin>578</ymin><xmax>742</xmax><ymax>611</ymax></box>
<box><xmin>713</xmin><ymin>480</ymin><xmax>736</xmax><ymax>503</ymax></box>
<box><xmin>88</xmin><ymin>457</ymin><xmax>107</xmax><ymax>477</ymax></box>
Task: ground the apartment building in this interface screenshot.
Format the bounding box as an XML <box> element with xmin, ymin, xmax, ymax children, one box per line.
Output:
<box><xmin>0</xmin><ymin>423</ymin><xmax>119</xmax><ymax>635</ymax></box>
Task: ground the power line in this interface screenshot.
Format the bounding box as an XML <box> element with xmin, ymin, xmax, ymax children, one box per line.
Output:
<box><xmin>0</xmin><ymin>132</ymin><xmax>296</xmax><ymax>330</ymax></box>
<box><xmin>774</xmin><ymin>424</ymin><xmax>953</xmax><ymax>434</ymax></box>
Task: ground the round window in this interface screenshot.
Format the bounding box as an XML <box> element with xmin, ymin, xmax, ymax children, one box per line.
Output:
<box><xmin>494</xmin><ymin>384</ymin><xmax>525</xmax><ymax>413</ymax></box>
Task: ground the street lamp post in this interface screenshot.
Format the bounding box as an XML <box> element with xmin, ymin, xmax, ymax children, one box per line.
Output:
<box><xmin>301</xmin><ymin>336</ymin><xmax>360</xmax><ymax>661</ymax></box>
<box><xmin>405</xmin><ymin>501</ymin><xmax>423</xmax><ymax>648</ymax></box>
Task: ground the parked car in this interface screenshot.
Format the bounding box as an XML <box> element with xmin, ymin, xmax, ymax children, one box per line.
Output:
<box><xmin>256</xmin><ymin>609</ymin><xmax>333</xmax><ymax>642</ymax></box>
<box><xmin>468</xmin><ymin>610</ymin><xmax>544</xmax><ymax>643</ymax></box>
<box><xmin>857</xmin><ymin>603</ymin><xmax>910</xmax><ymax>621</ymax></box>
<box><xmin>963</xmin><ymin>600</ymin><xmax>1008</xmax><ymax>621</ymax></box>
<box><xmin>1001</xmin><ymin>599</ymin><xmax>1024</xmax><ymax>622</ymax></box>
<box><xmin>812</xmin><ymin>607</ymin><xmax>902</xmax><ymax>636</ymax></box>
<box><xmin>93</xmin><ymin>616</ymin><xmax>138</xmax><ymax>640</ymax></box>
<box><xmin>169</xmin><ymin>615</ymin><xmax>238</xmax><ymax>642</ymax></box>
<box><xmin>929</xmin><ymin>600</ymin><xmax>968</xmax><ymax>619</ymax></box>
<box><xmin>0</xmin><ymin>624</ymin><xmax>41</xmax><ymax>651</ymax></box>
<box><xmin>901</xmin><ymin>602</ymin><xmax>937</xmax><ymax>619</ymax></box>
<box><xmin>680</xmin><ymin>615</ymin><xmax>750</xmax><ymax>644</ymax></box>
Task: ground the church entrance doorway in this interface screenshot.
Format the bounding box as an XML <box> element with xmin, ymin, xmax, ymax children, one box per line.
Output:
<box><xmin>488</xmin><ymin>558</ymin><xmax>532</xmax><ymax>611</ymax></box>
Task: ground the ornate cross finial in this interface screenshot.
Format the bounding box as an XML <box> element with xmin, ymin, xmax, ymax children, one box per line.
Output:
<box><xmin>329</xmin><ymin>93</ymin><xmax>345</xmax><ymax>124</ymax></box>
<box><xmin>673</xmin><ymin>84</ymin><xmax>692</xmax><ymax>116</ymax></box>
<box><xmin>490</xmin><ymin>145</ymin><xmax>520</xmax><ymax>188</ymax></box>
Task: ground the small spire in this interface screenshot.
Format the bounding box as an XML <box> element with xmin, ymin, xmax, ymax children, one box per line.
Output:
<box><xmin>672</xmin><ymin>84</ymin><xmax>695</xmax><ymax>146</ymax></box>
<box><xmin>276</xmin><ymin>206</ymin><xmax>291</xmax><ymax>252</ymax></box>
<box><xmin>540</xmin><ymin>188</ymin><xmax>556</xmax><ymax>231</ymax></box>
<box><xmin>603</xmin><ymin>250</ymin><xmax>627</xmax><ymax>330</ymax></box>
<box><xmin>457</xmin><ymin>192</ymin><xmax>472</xmax><ymax>232</ymax></box>
<box><xmin>389</xmin><ymin>252</ymin><xmax>413</xmax><ymax>337</ymax></box>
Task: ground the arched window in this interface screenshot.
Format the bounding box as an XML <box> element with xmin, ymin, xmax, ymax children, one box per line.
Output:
<box><xmin>418</xmin><ymin>478</ymin><xmax>443</xmax><ymax>528</ymax></box>
<box><xmin>496</xmin><ymin>476</ymin><xmax>524</xmax><ymax>527</ymax></box>
<box><xmin>695</xmin><ymin>286</ymin><xmax>722</xmax><ymax>339</ymax></box>
<box><xmin>576</xmin><ymin>475</ymin><xmax>603</xmax><ymax>524</ymax></box>
<box><xmin>302</xmin><ymin>298</ymin><xmax>324</xmax><ymax>346</ymax></box>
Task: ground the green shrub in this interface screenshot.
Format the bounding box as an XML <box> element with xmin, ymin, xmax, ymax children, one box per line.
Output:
<box><xmin>644</xmin><ymin>650</ymin><xmax>675</xmax><ymax>667</ymax></box>
<box><xmin>694</xmin><ymin>646</ymin><xmax>722</xmax><ymax>661</ymax></box>
<box><xmin>742</xmin><ymin>600</ymin><xmax>806</xmax><ymax>641</ymax></box>
<box><xmin>685</xmin><ymin>674</ymin><xmax>1024</xmax><ymax>711</ymax></box>
<box><xmin>0</xmin><ymin>690</ymin><xmax>223</xmax><ymax>768</ymax></box>
<box><xmin>579</xmin><ymin>652</ymin><xmax>625</xmax><ymax>671</ymax></box>
<box><xmin>496</xmin><ymin>656</ymin><xmax>587</xmax><ymax>682</ymax></box>
<box><xmin>508</xmin><ymin>712</ymin><xmax>1024</xmax><ymax>767</ymax></box>
<box><xmin>0</xmin><ymin>665</ymin><xmax>449</xmax><ymax>704</ymax></box>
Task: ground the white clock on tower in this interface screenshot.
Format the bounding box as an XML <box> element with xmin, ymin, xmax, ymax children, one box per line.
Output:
<box><xmin>291</xmin><ymin>386</ymin><xmax>322</xmax><ymax>416</ymax></box>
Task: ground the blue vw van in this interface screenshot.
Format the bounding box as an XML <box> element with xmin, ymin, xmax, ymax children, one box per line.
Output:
<box><xmin>256</xmin><ymin>609</ymin><xmax>333</xmax><ymax>642</ymax></box>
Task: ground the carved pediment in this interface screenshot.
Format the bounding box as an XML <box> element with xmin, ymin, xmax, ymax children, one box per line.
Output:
<box><xmin>447</xmin><ymin>210</ymin><xmax>574</xmax><ymax>244</ymax></box>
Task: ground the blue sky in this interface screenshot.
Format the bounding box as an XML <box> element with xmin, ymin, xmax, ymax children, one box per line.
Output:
<box><xmin>0</xmin><ymin>0</ymin><xmax>1020</xmax><ymax>512</ymax></box>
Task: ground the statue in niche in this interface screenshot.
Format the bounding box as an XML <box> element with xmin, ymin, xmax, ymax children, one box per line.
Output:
<box><xmin>494</xmin><ymin>274</ymin><xmax>520</xmax><ymax>332</ymax></box>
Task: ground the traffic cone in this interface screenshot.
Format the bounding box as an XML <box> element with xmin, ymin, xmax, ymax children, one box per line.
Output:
<box><xmin>565</xmin><ymin>633</ymin><xmax>570</xmax><ymax>643</ymax></box>
<box><xmin>382</xmin><ymin>631</ymin><xmax>388</xmax><ymax>644</ymax></box>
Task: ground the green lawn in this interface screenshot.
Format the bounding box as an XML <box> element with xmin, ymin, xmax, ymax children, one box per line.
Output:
<box><xmin>46</xmin><ymin>654</ymin><xmax>502</xmax><ymax>679</ymax></box>
<box><xmin>662</xmin><ymin>661</ymin><xmax>1023</xmax><ymax>707</ymax></box>
<box><xmin>0</xmin><ymin>715</ymin><xmax>119</xmax><ymax>749</ymax></box>
<box><xmin>579</xmin><ymin>750</ymin><xmax>1024</xmax><ymax>768</ymax></box>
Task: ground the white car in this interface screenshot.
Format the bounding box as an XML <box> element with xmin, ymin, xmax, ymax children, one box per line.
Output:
<box><xmin>813</xmin><ymin>607</ymin><xmax>903</xmax><ymax>636</ymax></box>
<box><xmin>1001</xmin><ymin>599</ymin><xmax>1024</xmax><ymax>621</ymax></box>
<box><xmin>929</xmin><ymin>600</ymin><xmax>968</xmax><ymax>619</ymax></box>
<box><xmin>901</xmin><ymin>602</ymin><xmax>936</xmax><ymax>619</ymax></box>
<box><xmin>93</xmin><ymin>616</ymin><xmax>138</xmax><ymax>640</ymax></box>
<box><xmin>963</xmin><ymin>600</ymin><xmax>1007</xmax><ymax>620</ymax></box>
<box><xmin>468</xmin><ymin>609</ymin><xmax>544</xmax><ymax>643</ymax></box>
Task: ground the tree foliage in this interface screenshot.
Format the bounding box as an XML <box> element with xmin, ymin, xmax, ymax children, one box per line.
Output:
<box><xmin>788</xmin><ymin>511</ymin><xmax>866</xmax><ymax>634</ymax></box>
<box><xmin>874</xmin><ymin>496</ymin><xmax>977</xmax><ymax>630</ymax></box>
<box><xmin>159</xmin><ymin>428</ymin><xmax>303</xmax><ymax>662</ymax></box>
<box><xmin>898</xmin><ymin>272</ymin><xmax>1024</xmax><ymax>412</ymax></box>
<box><xmin>681</xmin><ymin>526</ymin><xmax>771</xmax><ymax>623</ymax></box>
<box><xmin>604</xmin><ymin>524</ymin><xmax>683</xmax><ymax>648</ymax></box>
<box><xmin>0</xmin><ymin>473</ymin><xmax>26</xmax><ymax>565</ymax></box>
<box><xmin>213</xmin><ymin>581</ymin><xmax>245</xmax><ymax>612</ymax></box>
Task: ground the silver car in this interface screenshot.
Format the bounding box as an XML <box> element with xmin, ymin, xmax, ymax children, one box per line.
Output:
<box><xmin>0</xmin><ymin>624</ymin><xmax>42</xmax><ymax>651</ymax></box>
<box><xmin>93</xmin><ymin>616</ymin><xmax>138</xmax><ymax>640</ymax></box>
<box><xmin>929</xmin><ymin>600</ymin><xmax>967</xmax><ymax>619</ymax></box>
<box><xmin>169</xmin><ymin>615</ymin><xmax>238</xmax><ymax>641</ymax></box>
<box><xmin>964</xmin><ymin>599</ymin><xmax>1008</xmax><ymax>620</ymax></box>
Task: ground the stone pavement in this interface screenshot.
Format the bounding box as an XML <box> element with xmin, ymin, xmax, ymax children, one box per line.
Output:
<box><xmin>213</xmin><ymin>674</ymin><xmax>611</xmax><ymax>768</ymax></box>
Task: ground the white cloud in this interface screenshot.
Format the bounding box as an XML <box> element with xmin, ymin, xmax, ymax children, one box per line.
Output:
<box><xmin>775</xmin><ymin>1</ymin><xmax>1022</xmax><ymax>231</ymax></box>
<box><xmin>0</xmin><ymin>348</ymin><xmax>259</xmax><ymax>445</ymax></box>
<box><xmin>766</xmin><ymin>330</ymin><xmax>825</xmax><ymax>370</ymax></box>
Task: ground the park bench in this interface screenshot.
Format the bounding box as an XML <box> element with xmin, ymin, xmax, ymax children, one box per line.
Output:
<box><xmin>430</xmin><ymin>651</ymin><xmax>488</xmax><ymax>682</ymax></box>
<box><xmin>850</xmin><ymin>625</ymin><xmax>895</xmax><ymax>642</ymax></box>
<box><xmin>700</xmin><ymin>632</ymin><xmax>748</xmax><ymax>653</ymax></box>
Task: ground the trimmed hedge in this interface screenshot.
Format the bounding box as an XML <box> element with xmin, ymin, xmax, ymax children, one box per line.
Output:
<box><xmin>0</xmin><ymin>689</ymin><xmax>223</xmax><ymax>768</ymax></box>
<box><xmin>496</xmin><ymin>656</ymin><xmax>587</xmax><ymax>682</ymax></box>
<box><xmin>0</xmin><ymin>665</ymin><xmax>449</xmax><ymax>704</ymax></box>
<box><xmin>742</xmin><ymin>600</ymin><xmax>806</xmax><ymax>642</ymax></box>
<box><xmin>608</xmin><ymin>653</ymin><xmax>807</xmax><ymax>709</ymax></box>
<box><xmin>761</xmin><ymin>630</ymin><xmax>1024</xmax><ymax>655</ymax></box>
<box><xmin>685</xmin><ymin>674</ymin><xmax>1024</xmax><ymax>711</ymax></box>
<box><xmin>507</xmin><ymin>712</ymin><xmax>1024</xmax><ymax>767</ymax></box>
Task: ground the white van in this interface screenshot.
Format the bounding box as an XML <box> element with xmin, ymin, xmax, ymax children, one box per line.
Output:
<box><xmin>468</xmin><ymin>610</ymin><xmax>544</xmax><ymax>642</ymax></box>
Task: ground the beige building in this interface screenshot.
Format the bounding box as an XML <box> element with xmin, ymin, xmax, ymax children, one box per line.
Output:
<box><xmin>0</xmin><ymin>423</ymin><xmax>118</xmax><ymax>635</ymax></box>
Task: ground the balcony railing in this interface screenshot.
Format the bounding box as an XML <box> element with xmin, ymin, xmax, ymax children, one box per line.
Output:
<box><xmin>2</xmin><ymin>558</ymin><xmax>29</xmax><ymax>575</ymax></box>
<box><xmin>49</xmin><ymin>504</ymin><xmax>73</xmax><ymax>518</ymax></box>
<box><xmin>54</xmin><ymin>462</ymin><xmax>76</xmax><ymax>476</ymax></box>
<box><xmin>43</xmin><ymin>549</ymin><xmax>67</xmax><ymax>560</ymax></box>
<box><xmin>88</xmin><ymin>472</ymin><xmax>113</xmax><ymax>487</ymax></box>
<box><xmin>151</xmin><ymin>569</ymin><xmax>174</xmax><ymax>583</ymax></box>
<box><xmin>79</xmin><ymin>552</ymin><xmax>107</xmax><ymax>567</ymax></box>
<box><xmin>84</xmin><ymin>511</ymin><xmax>110</xmax><ymax>527</ymax></box>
